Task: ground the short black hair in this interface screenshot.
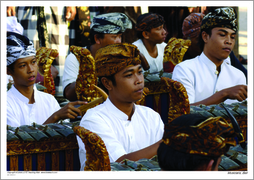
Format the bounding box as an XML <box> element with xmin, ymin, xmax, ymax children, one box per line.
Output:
<box><xmin>7</xmin><ymin>62</ymin><xmax>16</xmax><ymax>72</ymax></box>
<box><xmin>98</xmin><ymin>75</ymin><xmax>116</xmax><ymax>94</ymax></box>
<box><xmin>198</xmin><ymin>27</ymin><xmax>212</xmax><ymax>51</ymax></box>
<box><xmin>157</xmin><ymin>114</ymin><xmax>220</xmax><ymax>171</ymax></box>
<box><xmin>89</xmin><ymin>28</ymin><xmax>105</xmax><ymax>45</ymax></box>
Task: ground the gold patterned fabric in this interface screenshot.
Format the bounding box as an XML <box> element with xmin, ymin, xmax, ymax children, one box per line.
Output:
<box><xmin>201</xmin><ymin>7</ymin><xmax>237</xmax><ymax>32</ymax></box>
<box><xmin>95</xmin><ymin>43</ymin><xmax>141</xmax><ymax>77</ymax></box>
<box><xmin>163</xmin><ymin>115</ymin><xmax>238</xmax><ymax>157</ymax></box>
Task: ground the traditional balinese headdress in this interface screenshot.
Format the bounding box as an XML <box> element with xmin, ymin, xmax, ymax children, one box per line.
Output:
<box><xmin>201</xmin><ymin>7</ymin><xmax>237</xmax><ymax>32</ymax></box>
<box><xmin>90</xmin><ymin>12</ymin><xmax>132</xmax><ymax>34</ymax></box>
<box><xmin>95</xmin><ymin>43</ymin><xmax>141</xmax><ymax>77</ymax></box>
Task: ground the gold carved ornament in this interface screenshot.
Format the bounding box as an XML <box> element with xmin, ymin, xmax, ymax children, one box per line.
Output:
<box><xmin>36</xmin><ymin>47</ymin><xmax>58</xmax><ymax>95</ymax></box>
<box><xmin>73</xmin><ymin>126</ymin><xmax>111</xmax><ymax>171</ymax></box>
<box><xmin>163</xmin><ymin>37</ymin><xmax>191</xmax><ymax>73</ymax></box>
<box><xmin>70</xmin><ymin>46</ymin><xmax>100</xmax><ymax>102</ymax></box>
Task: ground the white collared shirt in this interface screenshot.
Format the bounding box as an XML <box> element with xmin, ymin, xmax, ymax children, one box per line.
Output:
<box><xmin>77</xmin><ymin>98</ymin><xmax>164</xmax><ymax>170</ymax></box>
<box><xmin>133</xmin><ymin>39</ymin><xmax>167</xmax><ymax>73</ymax></box>
<box><xmin>172</xmin><ymin>52</ymin><xmax>247</xmax><ymax>104</ymax></box>
<box><xmin>7</xmin><ymin>85</ymin><xmax>60</xmax><ymax>127</ymax></box>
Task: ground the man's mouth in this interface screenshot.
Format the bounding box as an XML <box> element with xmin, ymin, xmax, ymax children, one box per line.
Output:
<box><xmin>135</xmin><ymin>87</ymin><xmax>144</xmax><ymax>93</ymax></box>
<box><xmin>28</xmin><ymin>76</ymin><xmax>35</xmax><ymax>81</ymax></box>
<box><xmin>223</xmin><ymin>48</ymin><xmax>231</xmax><ymax>52</ymax></box>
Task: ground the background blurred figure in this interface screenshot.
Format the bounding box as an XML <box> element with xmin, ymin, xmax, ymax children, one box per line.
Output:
<box><xmin>133</xmin><ymin>13</ymin><xmax>167</xmax><ymax>74</ymax></box>
<box><xmin>62</xmin><ymin>12</ymin><xmax>132</xmax><ymax>101</ymax></box>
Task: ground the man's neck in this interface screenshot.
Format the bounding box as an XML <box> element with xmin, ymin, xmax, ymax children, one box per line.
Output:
<box><xmin>109</xmin><ymin>96</ymin><xmax>135</xmax><ymax>120</ymax></box>
<box><xmin>90</xmin><ymin>44</ymin><xmax>101</xmax><ymax>58</ymax></box>
<box><xmin>203</xmin><ymin>50</ymin><xmax>224</xmax><ymax>71</ymax></box>
<box><xmin>14</xmin><ymin>84</ymin><xmax>35</xmax><ymax>104</ymax></box>
<box><xmin>142</xmin><ymin>39</ymin><xmax>158</xmax><ymax>58</ymax></box>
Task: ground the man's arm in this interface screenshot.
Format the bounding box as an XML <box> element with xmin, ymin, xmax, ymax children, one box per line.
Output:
<box><xmin>64</xmin><ymin>82</ymin><xmax>78</xmax><ymax>101</ymax></box>
<box><xmin>62</xmin><ymin>53</ymin><xmax>79</xmax><ymax>101</ymax></box>
<box><xmin>191</xmin><ymin>85</ymin><xmax>247</xmax><ymax>106</ymax></box>
<box><xmin>116</xmin><ymin>140</ymin><xmax>162</xmax><ymax>162</ymax></box>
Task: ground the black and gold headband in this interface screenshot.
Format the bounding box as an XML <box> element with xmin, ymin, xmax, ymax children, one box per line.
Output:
<box><xmin>201</xmin><ymin>7</ymin><xmax>237</xmax><ymax>32</ymax></box>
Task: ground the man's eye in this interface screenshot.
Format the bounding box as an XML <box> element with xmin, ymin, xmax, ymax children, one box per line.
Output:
<box><xmin>19</xmin><ymin>64</ymin><xmax>25</xmax><ymax>68</ymax></box>
<box><xmin>125</xmin><ymin>74</ymin><xmax>132</xmax><ymax>77</ymax></box>
<box><xmin>138</xmin><ymin>70</ymin><xmax>143</xmax><ymax>74</ymax></box>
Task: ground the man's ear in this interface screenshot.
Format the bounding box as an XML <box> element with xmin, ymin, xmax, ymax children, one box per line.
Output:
<box><xmin>205</xmin><ymin>159</ymin><xmax>214</xmax><ymax>171</ymax></box>
<box><xmin>142</xmin><ymin>31</ymin><xmax>150</xmax><ymax>39</ymax></box>
<box><xmin>7</xmin><ymin>67</ymin><xmax>13</xmax><ymax>76</ymax></box>
<box><xmin>201</xmin><ymin>31</ymin><xmax>209</xmax><ymax>43</ymax></box>
<box><xmin>101</xmin><ymin>77</ymin><xmax>113</xmax><ymax>91</ymax></box>
<box><xmin>94</xmin><ymin>34</ymin><xmax>101</xmax><ymax>45</ymax></box>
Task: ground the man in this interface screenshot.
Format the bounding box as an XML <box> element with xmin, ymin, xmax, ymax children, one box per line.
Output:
<box><xmin>157</xmin><ymin>114</ymin><xmax>239</xmax><ymax>170</ymax></box>
<box><xmin>181</xmin><ymin>12</ymin><xmax>247</xmax><ymax>79</ymax></box>
<box><xmin>77</xmin><ymin>43</ymin><xmax>164</xmax><ymax>170</ymax></box>
<box><xmin>172</xmin><ymin>7</ymin><xmax>247</xmax><ymax>105</ymax></box>
<box><xmin>62</xmin><ymin>12</ymin><xmax>132</xmax><ymax>101</ymax></box>
<box><xmin>7</xmin><ymin>32</ymin><xmax>86</xmax><ymax>127</ymax></box>
<box><xmin>133</xmin><ymin>13</ymin><xmax>167</xmax><ymax>74</ymax></box>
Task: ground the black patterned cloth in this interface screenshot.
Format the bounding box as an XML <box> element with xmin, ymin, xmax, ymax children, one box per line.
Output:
<box><xmin>7</xmin><ymin>32</ymin><xmax>36</xmax><ymax>66</ymax></box>
<box><xmin>201</xmin><ymin>7</ymin><xmax>237</xmax><ymax>32</ymax></box>
<box><xmin>90</xmin><ymin>12</ymin><xmax>132</xmax><ymax>34</ymax></box>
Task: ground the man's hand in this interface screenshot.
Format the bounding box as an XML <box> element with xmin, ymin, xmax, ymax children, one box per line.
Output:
<box><xmin>7</xmin><ymin>6</ymin><xmax>16</xmax><ymax>16</ymax></box>
<box><xmin>190</xmin><ymin>85</ymin><xmax>247</xmax><ymax>106</ymax></box>
<box><xmin>226</xmin><ymin>85</ymin><xmax>247</xmax><ymax>102</ymax></box>
<box><xmin>65</xmin><ymin>6</ymin><xmax>76</xmax><ymax>21</ymax></box>
<box><xmin>56</xmin><ymin>101</ymin><xmax>87</xmax><ymax>120</ymax></box>
<box><xmin>43</xmin><ymin>101</ymin><xmax>87</xmax><ymax>124</ymax></box>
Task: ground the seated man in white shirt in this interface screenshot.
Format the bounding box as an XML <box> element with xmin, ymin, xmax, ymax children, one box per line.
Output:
<box><xmin>77</xmin><ymin>43</ymin><xmax>164</xmax><ymax>170</ymax></box>
<box><xmin>133</xmin><ymin>13</ymin><xmax>167</xmax><ymax>74</ymax></box>
<box><xmin>62</xmin><ymin>12</ymin><xmax>132</xmax><ymax>101</ymax></box>
<box><xmin>172</xmin><ymin>7</ymin><xmax>247</xmax><ymax>106</ymax></box>
<box><xmin>7</xmin><ymin>32</ymin><xmax>86</xmax><ymax>127</ymax></box>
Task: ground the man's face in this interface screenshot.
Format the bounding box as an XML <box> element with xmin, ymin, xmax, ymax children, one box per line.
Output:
<box><xmin>99</xmin><ymin>33</ymin><xmax>122</xmax><ymax>48</ymax></box>
<box><xmin>203</xmin><ymin>27</ymin><xmax>236</xmax><ymax>63</ymax></box>
<box><xmin>110</xmin><ymin>64</ymin><xmax>144</xmax><ymax>103</ymax></box>
<box><xmin>146</xmin><ymin>25</ymin><xmax>167</xmax><ymax>44</ymax></box>
<box><xmin>7</xmin><ymin>56</ymin><xmax>37</xmax><ymax>89</ymax></box>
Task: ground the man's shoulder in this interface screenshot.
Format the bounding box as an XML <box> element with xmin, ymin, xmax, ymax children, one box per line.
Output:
<box><xmin>176</xmin><ymin>56</ymin><xmax>199</xmax><ymax>68</ymax></box>
<box><xmin>135</xmin><ymin>104</ymin><xmax>160</xmax><ymax>116</ymax></box>
<box><xmin>133</xmin><ymin>39</ymin><xmax>143</xmax><ymax>46</ymax></box>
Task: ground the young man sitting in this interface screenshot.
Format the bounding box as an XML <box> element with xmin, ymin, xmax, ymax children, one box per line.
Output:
<box><xmin>62</xmin><ymin>12</ymin><xmax>132</xmax><ymax>101</ymax></box>
<box><xmin>172</xmin><ymin>7</ymin><xmax>247</xmax><ymax>106</ymax></box>
<box><xmin>7</xmin><ymin>32</ymin><xmax>86</xmax><ymax>127</ymax></box>
<box><xmin>133</xmin><ymin>13</ymin><xmax>167</xmax><ymax>74</ymax></box>
<box><xmin>77</xmin><ymin>43</ymin><xmax>164</xmax><ymax>170</ymax></box>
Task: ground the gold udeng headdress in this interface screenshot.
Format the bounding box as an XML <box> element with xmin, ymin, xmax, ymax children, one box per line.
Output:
<box><xmin>163</xmin><ymin>114</ymin><xmax>239</xmax><ymax>157</ymax></box>
<box><xmin>95</xmin><ymin>43</ymin><xmax>141</xmax><ymax>77</ymax></box>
